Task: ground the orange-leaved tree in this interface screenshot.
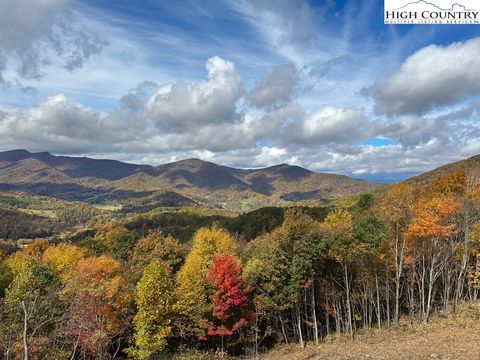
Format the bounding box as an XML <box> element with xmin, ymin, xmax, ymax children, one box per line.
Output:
<box><xmin>408</xmin><ymin>194</ymin><xmax>460</xmax><ymax>322</ymax></box>
<box><xmin>63</xmin><ymin>255</ymin><xmax>131</xmax><ymax>358</ymax></box>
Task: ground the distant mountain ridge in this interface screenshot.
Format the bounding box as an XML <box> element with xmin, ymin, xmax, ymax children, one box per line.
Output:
<box><xmin>0</xmin><ymin>149</ymin><xmax>380</xmax><ymax>211</ymax></box>
<box><xmin>407</xmin><ymin>154</ymin><xmax>480</xmax><ymax>186</ymax></box>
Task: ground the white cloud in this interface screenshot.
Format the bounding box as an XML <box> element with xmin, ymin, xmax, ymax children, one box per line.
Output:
<box><xmin>145</xmin><ymin>56</ymin><xmax>244</xmax><ymax>131</ymax></box>
<box><xmin>249</xmin><ymin>64</ymin><xmax>297</xmax><ymax>109</ymax></box>
<box><xmin>284</xmin><ymin>106</ymin><xmax>367</xmax><ymax>145</ymax></box>
<box><xmin>0</xmin><ymin>0</ymin><xmax>106</xmax><ymax>87</ymax></box>
<box><xmin>1</xmin><ymin>54</ymin><xmax>479</xmax><ymax>181</ymax></box>
<box><xmin>227</xmin><ymin>0</ymin><xmax>321</xmax><ymax>65</ymax></box>
<box><xmin>367</xmin><ymin>38</ymin><xmax>480</xmax><ymax>116</ymax></box>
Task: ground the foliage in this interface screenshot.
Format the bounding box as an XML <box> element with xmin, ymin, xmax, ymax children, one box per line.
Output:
<box><xmin>42</xmin><ymin>243</ymin><xmax>88</xmax><ymax>282</ymax></box>
<box><xmin>93</xmin><ymin>222</ymin><xmax>138</xmax><ymax>260</ymax></box>
<box><xmin>207</xmin><ymin>255</ymin><xmax>251</xmax><ymax>337</ymax></box>
<box><xmin>176</xmin><ymin>225</ymin><xmax>236</xmax><ymax>337</ymax></box>
<box><xmin>0</xmin><ymin>260</ymin><xmax>13</xmax><ymax>297</ymax></box>
<box><xmin>129</xmin><ymin>231</ymin><xmax>185</xmax><ymax>282</ymax></box>
<box><xmin>129</xmin><ymin>260</ymin><xmax>177</xmax><ymax>359</ymax></box>
<box><xmin>63</xmin><ymin>255</ymin><xmax>131</xmax><ymax>356</ymax></box>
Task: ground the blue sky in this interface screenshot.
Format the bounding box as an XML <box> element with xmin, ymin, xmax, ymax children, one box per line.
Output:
<box><xmin>0</xmin><ymin>0</ymin><xmax>480</xmax><ymax>182</ymax></box>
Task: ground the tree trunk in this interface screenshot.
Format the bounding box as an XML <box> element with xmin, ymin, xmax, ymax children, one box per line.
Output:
<box><xmin>344</xmin><ymin>262</ymin><xmax>354</xmax><ymax>341</ymax></box>
<box><xmin>21</xmin><ymin>301</ymin><xmax>28</xmax><ymax>360</ymax></box>
<box><xmin>325</xmin><ymin>293</ymin><xmax>330</xmax><ymax>338</ymax></box>
<box><xmin>311</xmin><ymin>283</ymin><xmax>319</xmax><ymax>346</ymax></box>
<box><xmin>296</xmin><ymin>302</ymin><xmax>304</xmax><ymax>348</ymax></box>
<box><xmin>455</xmin><ymin>212</ymin><xmax>471</xmax><ymax>309</ymax></box>
<box><xmin>375</xmin><ymin>271</ymin><xmax>381</xmax><ymax>330</ymax></box>
<box><xmin>279</xmin><ymin>315</ymin><xmax>288</xmax><ymax>345</ymax></box>
<box><xmin>385</xmin><ymin>272</ymin><xmax>391</xmax><ymax>329</ymax></box>
<box><xmin>394</xmin><ymin>221</ymin><xmax>405</xmax><ymax>325</ymax></box>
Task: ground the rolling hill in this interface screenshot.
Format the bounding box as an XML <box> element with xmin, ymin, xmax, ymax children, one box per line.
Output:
<box><xmin>0</xmin><ymin>149</ymin><xmax>379</xmax><ymax>211</ymax></box>
<box><xmin>407</xmin><ymin>154</ymin><xmax>480</xmax><ymax>187</ymax></box>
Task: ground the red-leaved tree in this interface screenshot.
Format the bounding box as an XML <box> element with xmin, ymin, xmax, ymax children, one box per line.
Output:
<box><xmin>207</xmin><ymin>255</ymin><xmax>251</xmax><ymax>352</ymax></box>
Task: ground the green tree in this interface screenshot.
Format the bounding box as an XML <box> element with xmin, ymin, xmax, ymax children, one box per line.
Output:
<box><xmin>0</xmin><ymin>260</ymin><xmax>12</xmax><ymax>298</ymax></box>
<box><xmin>244</xmin><ymin>209</ymin><xmax>325</xmax><ymax>347</ymax></box>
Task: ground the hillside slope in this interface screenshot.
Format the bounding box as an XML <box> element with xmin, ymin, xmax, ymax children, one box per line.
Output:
<box><xmin>0</xmin><ymin>150</ymin><xmax>379</xmax><ymax>210</ymax></box>
<box><xmin>261</xmin><ymin>304</ymin><xmax>480</xmax><ymax>360</ymax></box>
<box><xmin>407</xmin><ymin>154</ymin><xmax>480</xmax><ymax>186</ymax></box>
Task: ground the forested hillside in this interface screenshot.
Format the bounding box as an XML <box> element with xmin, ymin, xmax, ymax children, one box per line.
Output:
<box><xmin>0</xmin><ymin>150</ymin><xmax>379</xmax><ymax>211</ymax></box>
<box><xmin>0</xmin><ymin>165</ymin><xmax>479</xmax><ymax>359</ymax></box>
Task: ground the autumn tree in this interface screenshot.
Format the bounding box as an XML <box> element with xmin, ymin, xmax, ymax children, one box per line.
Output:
<box><xmin>378</xmin><ymin>183</ymin><xmax>417</xmax><ymax>325</ymax></box>
<box><xmin>6</xmin><ymin>239</ymin><xmax>50</xmax><ymax>277</ymax></box>
<box><xmin>353</xmin><ymin>215</ymin><xmax>387</xmax><ymax>330</ymax></box>
<box><xmin>245</xmin><ymin>209</ymin><xmax>325</xmax><ymax>347</ymax></box>
<box><xmin>3</xmin><ymin>264</ymin><xmax>63</xmax><ymax>360</ymax></box>
<box><xmin>0</xmin><ymin>260</ymin><xmax>12</xmax><ymax>298</ymax></box>
<box><xmin>92</xmin><ymin>223</ymin><xmax>137</xmax><ymax>260</ymax></box>
<box><xmin>207</xmin><ymin>255</ymin><xmax>251</xmax><ymax>353</ymax></box>
<box><xmin>41</xmin><ymin>243</ymin><xmax>88</xmax><ymax>282</ymax></box>
<box><xmin>408</xmin><ymin>194</ymin><xmax>460</xmax><ymax>322</ymax></box>
<box><xmin>129</xmin><ymin>260</ymin><xmax>177</xmax><ymax>359</ymax></box>
<box><xmin>176</xmin><ymin>225</ymin><xmax>236</xmax><ymax>338</ymax></box>
<box><xmin>321</xmin><ymin>208</ymin><xmax>356</xmax><ymax>339</ymax></box>
<box><xmin>63</xmin><ymin>255</ymin><xmax>131</xmax><ymax>358</ymax></box>
<box><xmin>129</xmin><ymin>231</ymin><xmax>185</xmax><ymax>282</ymax></box>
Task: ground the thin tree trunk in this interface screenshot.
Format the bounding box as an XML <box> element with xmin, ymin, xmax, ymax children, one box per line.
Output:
<box><xmin>394</xmin><ymin>221</ymin><xmax>405</xmax><ymax>325</ymax></box>
<box><xmin>344</xmin><ymin>262</ymin><xmax>354</xmax><ymax>341</ymax></box>
<box><xmin>254</xmin><ymin>312</ymin><xmax>259</xmax><ymax>358</ymax></box>
<box><xmin>311</xmin><ymin>283</ymin><xmax>319</xmax><ymax>346</ymax></box>
<box><xmin>455</xmin><ymin>212</ymin><xmax>470</xmax><ymax>309</ymax></box>
<box><xmin>375</xmin><ymin>271</ymin><xmax>381</xmax><ymax>330</ymax></box>
<box><xmin>279</xmin><ymin>315</ymin><xmax>288</xmax><ymax>345</ymax></box>
<box><xmin>21</xmin><ymin>301</ymin><xmax>28</xmax><ymax>360</ymax></box>
<box><xmin>325</xmin><ymin>293</ymin><xmax>330</xmax><ymax>338</ymax></box>
<box><xmin>296</xmin><ymin>302</ymin><xmax>304</xmax><ymax>348</ymax></box>
<box><xmin>70</xmin><ymin>332</ymin><xmax>80</xmax><ymax>360</ymax></box>
<box><xmin>385</xmin><ymin>272</ymin><xmax>391</xmax><ymax>329</ymax></box>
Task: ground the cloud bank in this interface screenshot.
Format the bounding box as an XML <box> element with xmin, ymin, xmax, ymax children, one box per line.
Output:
<box><xmin>0</xmin><ymin>45</ymin><xmax>479</xmax><ymax>180</ymax></box>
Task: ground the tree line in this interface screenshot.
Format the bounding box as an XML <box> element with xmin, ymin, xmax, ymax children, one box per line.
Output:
<box><xmin>0</xmin><ymin>169</ymin><xmax>479</xmax><ymax>359</ymax></box>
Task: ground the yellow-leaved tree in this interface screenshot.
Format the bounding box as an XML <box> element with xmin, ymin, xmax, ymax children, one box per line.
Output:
<box><xmin>129</xmin><ymin>260</ymin><xmax>177</xmax><ymax>359</ymax></box>
<box><xmin>42</xmin><ymin>243</ymin><xmax>88</xmax><ymax>282</ymax></box>
<box><xmin>176</xmin><ymin>225</ymin><xmax>236</xmax><ymax>338</ymax></box>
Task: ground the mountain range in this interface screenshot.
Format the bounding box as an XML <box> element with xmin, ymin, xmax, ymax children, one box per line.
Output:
<box><xmin>0</xmin><ymin>149</ymin><xmax>379</xmax><ymax>211</ymax></box>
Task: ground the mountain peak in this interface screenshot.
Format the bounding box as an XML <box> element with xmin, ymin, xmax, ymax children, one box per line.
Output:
<box><xmin>0</xmin><ymin>149</ymin><xmax>32</xmax><ymax>162</ymax></box>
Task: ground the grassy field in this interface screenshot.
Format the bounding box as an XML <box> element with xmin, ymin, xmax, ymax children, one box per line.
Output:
<box><xmin>16</xmin><ymin>208</ymin><xmax>57</xmax><ymax>218</ymax></box>
<box><xmin>92</xmin><ymin>204</ymin><xmax>123</xmax><ymax>211</ymax></box>
<box><xmin>261</xmin><ymin>303</ymin><xmax>480</xmax><ymax>360</ymax></box>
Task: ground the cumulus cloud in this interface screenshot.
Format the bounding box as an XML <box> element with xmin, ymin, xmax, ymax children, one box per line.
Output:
<box><xmin>249</xmin><ymin>64</ymin><xmax>297</xmax><ymax>109</ymax></box>
<box><xmin>367</xmin><ymin>38</ymin><xmax>480</xmax><ymax>116</ymax></box>
<box><xmin>284</xmin><ymin>106</ymin><xmax>367</xmax><ymax>145</ymax></box>
<box><xmin>0</xmin><ymin>57</ymin><xmax>257</xmax><ymax>154</ymax></box>
<box><xmin>0</xmin><ymin>0</ymin><xmax>107</xmax><ymax>87</ymax></box>
<box><xmin>145</xmin><ymin>57</ymin><xmax>244</xmax><ymax>132</ymax></box>
<box><xmin>0</xmin><ymin>94</ymin><xmax>108</xmax><ymax>153</ymax></box>
<box><xmin>1</xmin><ymin>54</ymin><xmax>480</xmax><ymax>181</ymax></box>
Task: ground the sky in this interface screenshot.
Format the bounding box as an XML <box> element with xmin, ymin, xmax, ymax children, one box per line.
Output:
<box><xmin>0</xmin><ymin>0</ymin><xmax>480</xmax><ymax>182</ymax></box>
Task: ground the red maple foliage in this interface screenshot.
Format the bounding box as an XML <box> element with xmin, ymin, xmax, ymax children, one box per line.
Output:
<box><xmin>207</xmin><ymin>255</ymin><xmax>252</xmax><ymax>337</ymax></box>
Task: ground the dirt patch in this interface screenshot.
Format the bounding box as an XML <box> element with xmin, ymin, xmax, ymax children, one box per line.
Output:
<box><xmin>261</xmin><ymin>304</ymin><xmax>480</xmax><ymax>360</ymax></box>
